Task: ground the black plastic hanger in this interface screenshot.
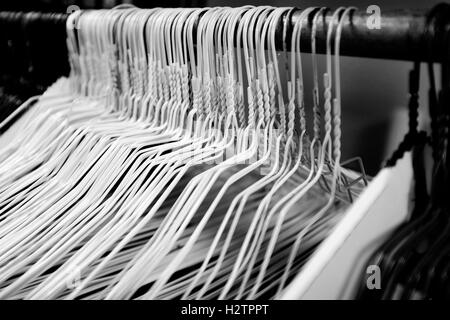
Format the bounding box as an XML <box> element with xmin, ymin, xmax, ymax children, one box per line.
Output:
<box><xmin>356</xmin><ymin>4</ymin><xmax>448</xmax><ymax>300</ymax></box>
<box><xmin>400</xmin><ymin>10</ymin><xmax>450</xmax><ymax>299</ymax></box>
<box><xmin>377</xmin><ymin>3</ymin><xmax>450</xmax><ymax>299</ymax></box>
<box><xmin>378</xmin><ymin>4</ymin><xmax>450</xmax><ymax>299</ymax></box>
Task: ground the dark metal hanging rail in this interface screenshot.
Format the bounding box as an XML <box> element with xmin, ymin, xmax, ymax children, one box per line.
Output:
<box><xmin>0</xmin><ymin>7</ymin><xmax>448</xmax><ymax>67</ymax></box>
<box><xmin>278</xmin><ymin>8</ymin><xmax>447</xmax><ymax>63</ymax></box>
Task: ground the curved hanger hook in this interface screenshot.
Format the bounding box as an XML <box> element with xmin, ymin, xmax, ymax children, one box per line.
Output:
<box><xmin>332</xmin><ymin>7</ymin><xmax>356</xmax><ymax>171</ymax></box>
<box><xmin>310</xmin><ymin>7</ymin><xmax>328</xmax><ymax>145</ymax></box>
<box><xmin>290</xmin><ymin>7</ymin><xmax>317</xmax><ymax>139</ymax></box>
<box><xmin>267</xmin><ymin>8</ymin><xmax>290</xmax><ymax>129</ymax></box>
<box><xmin>322</xmin><ymin>6</ymin><xmax>345</xmax><ymax>167</ymax></box>
<box><xmin>255</xmin><ymin>7</ymin><xmax>276</xmax><ymax>127</ymax></box>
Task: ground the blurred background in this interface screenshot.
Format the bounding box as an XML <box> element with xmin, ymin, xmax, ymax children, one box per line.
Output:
<box><xmin>0</xmin><ymin>0</ymin><xmax>441</xmax><ymax>175</ymax></box>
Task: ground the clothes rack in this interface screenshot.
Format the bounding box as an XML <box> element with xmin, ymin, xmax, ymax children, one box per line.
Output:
<box><xmin>0</xmin><ymin>8</ymin><xmax>446</xmax><ymax>74</ymax></box>
<box><xmin>0</xmin><ymin>7</ymin><xmax>450</xmax><ymax>299</ymax></box>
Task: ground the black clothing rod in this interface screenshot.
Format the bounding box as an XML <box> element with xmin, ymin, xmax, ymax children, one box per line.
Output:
<box><xmin>0</xmin><ymin>8</ymin><xmax>448</xmax><ymax>63</ymax></box>
<box><xmin>280</xmin><ymin>8</ymin><xmax>446</xmax><ymax>62</ymax></box>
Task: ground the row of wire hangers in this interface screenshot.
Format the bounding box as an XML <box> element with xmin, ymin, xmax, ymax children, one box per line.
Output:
<box><xmin>0</xmin><ymin>6</ymin><xmax>367</xmax><ymax>299</ymax></box>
